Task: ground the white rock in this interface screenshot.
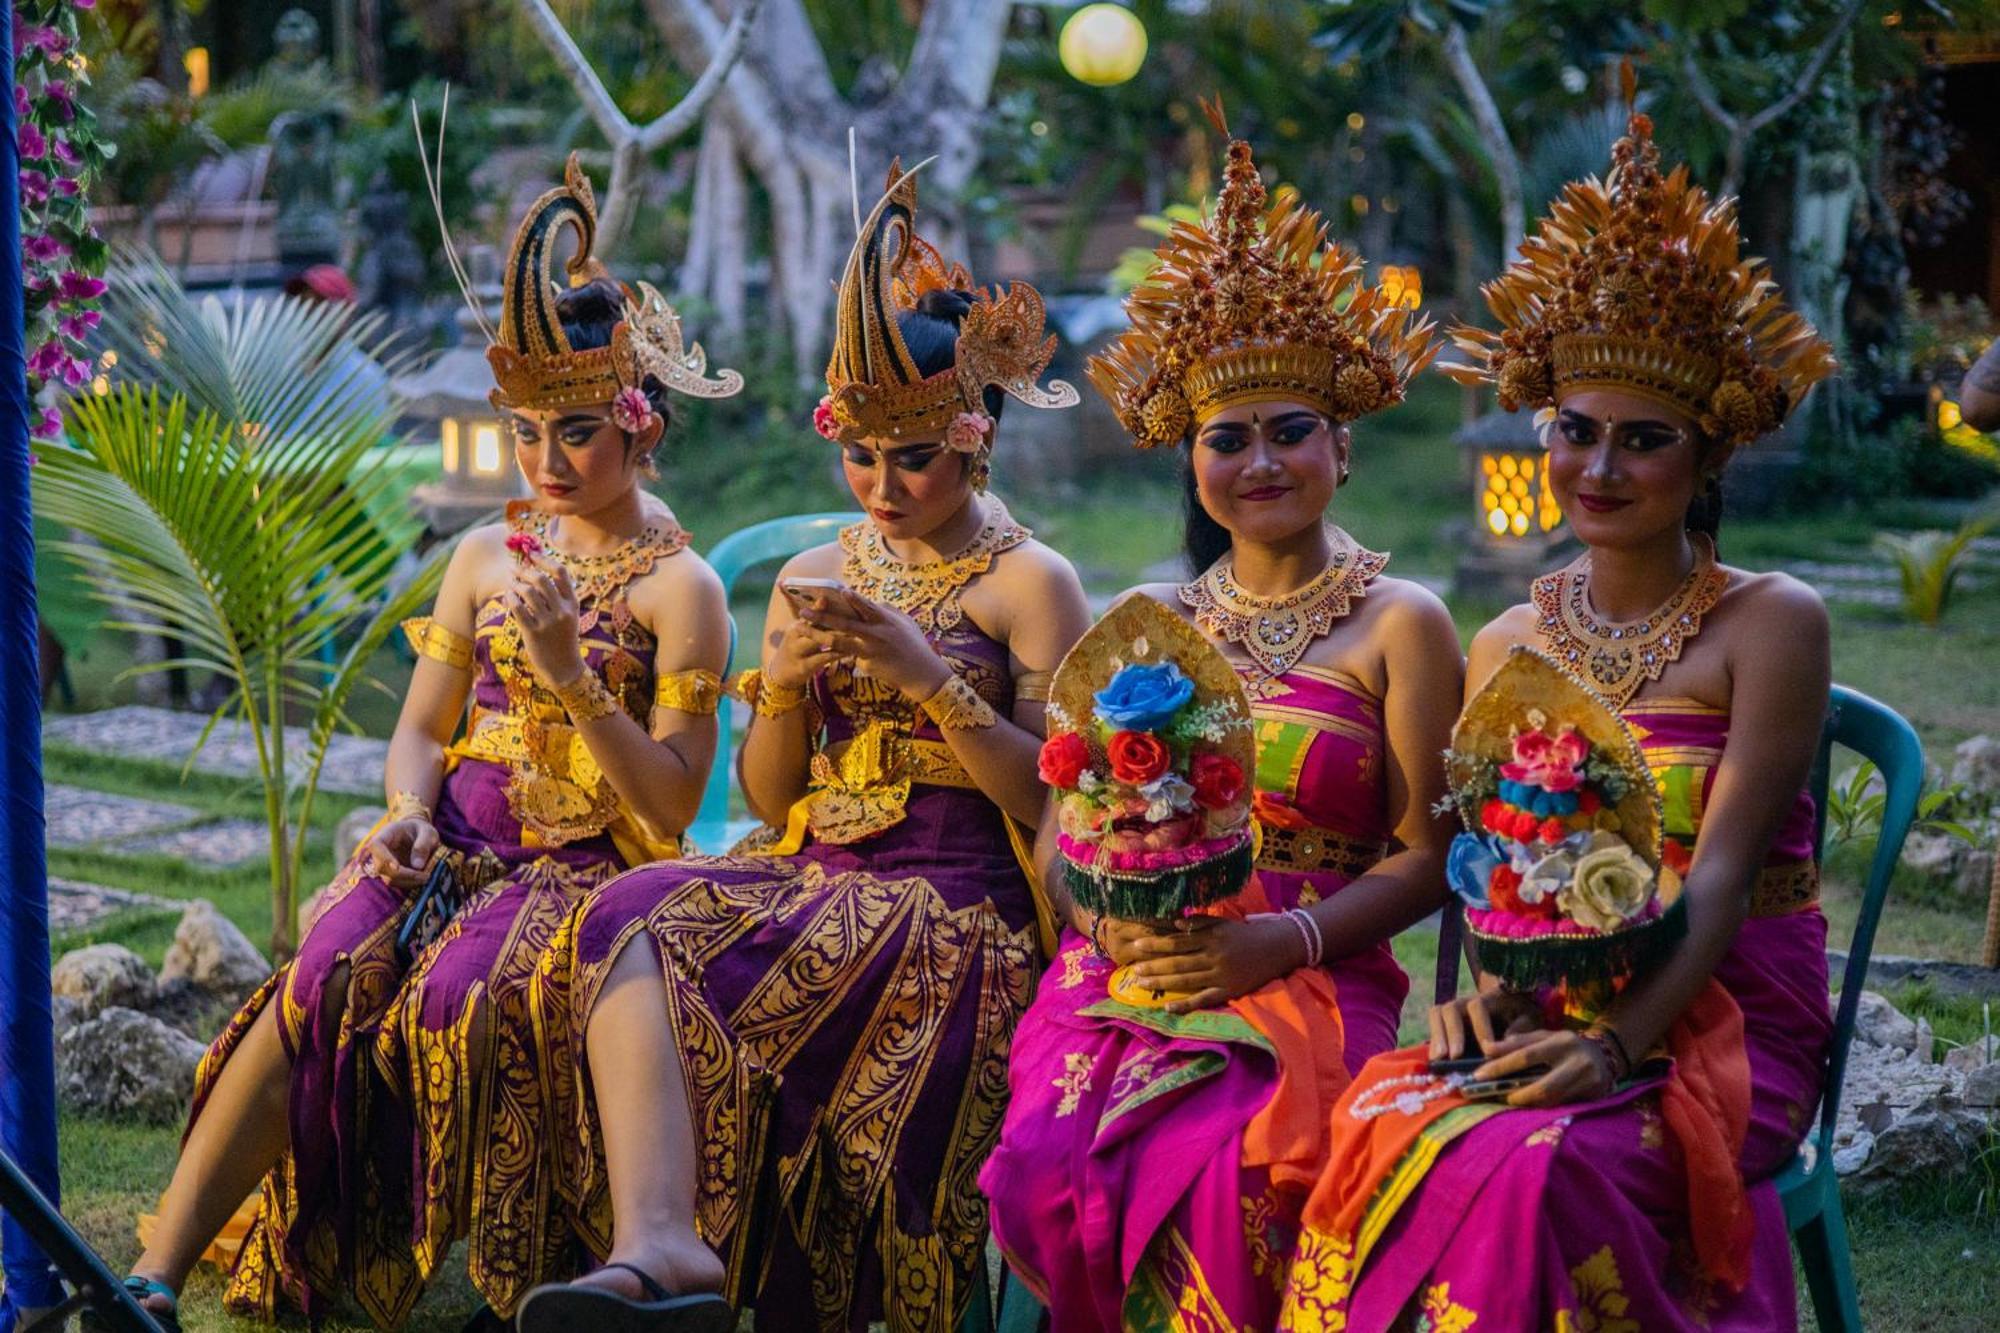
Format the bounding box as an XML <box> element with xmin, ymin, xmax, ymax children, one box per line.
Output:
<box><xmin>1949</xmin><ymin>735</ymin><xmax>2000</xmax><ymax>795</ymax></box>
<box><xmin>1850</xmin><ymin>1101</ymin><xmax>1991</xmax><ymax>1193</ymax></box>
<box><xmin>1965</xmin><ymin>1063</ymin><xmax>2000</xmax><ymax>1108</ymax></box>
<box><xmin>1915</xmin><ymin>1016</ymin><xmax>1935</xmax><ymax>1065</ymax></box>
<box><xmin>335</xmin><ymin>805</ymin><xmax>386</xmax><ymax>871</ymax></box>
<box><xmin>1832</xmin><ymin>1129</ymin><xmax>1874</xmax><ymax>1175</ymax></box>
<box><xmin>1954</xmin><ymin>844</ymin><xmax>1995</xmax><ymax>900</ymax></box>
<box><xmin>55</xmin><ymin>1005</ymin><xmax>206</xmax><ymax>1123</ymax></box>
<box><xmin>1900</xmin><ymin>830</ymin><xmax>1964</xmax><ymax>881</ymax></box>
<box><xmin>1945</xmin><ymin>1036</ymin><xmax>1999</xmax><ymax>1072</ymax></box>
<box><xmin>159</xmin><ymin>900</ymin><xmax>270</xmax><ymax>999</ymax></box>
<box><xmin>50</xmin><ymin>943</ymin><xmax>154</xmax><ymax>1018</ymax></box>
<box><xmin>1852</xmin><ymin>991</ymin><xmax>1918</xmax><ymax>1052</ymax></box>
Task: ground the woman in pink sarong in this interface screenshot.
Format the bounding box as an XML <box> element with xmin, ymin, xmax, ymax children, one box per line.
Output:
<box><xmin>980</xmin><ymin>116</ymin><xmax>1463</xmax><ymax>1331</ymax></box>
<box><xmin>1278</xmin><ymin>97</ymin><xmax>1839</xmax><ymax>1331</ymax></box>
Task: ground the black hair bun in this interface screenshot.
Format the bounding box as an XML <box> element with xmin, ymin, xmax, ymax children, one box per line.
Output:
<box><xmin>913</xmin><ymin>287</ymin><xmax>975</xmax><ymax>326</ymax></box>
<box><xmin>554</xmin><ymin>277</ymin><xmax>626</xmax><ymax>328</ymax></box>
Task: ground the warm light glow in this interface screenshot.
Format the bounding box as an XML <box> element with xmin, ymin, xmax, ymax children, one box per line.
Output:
<box><xmin>441</xmin><ymin>418</ymin><xmax>461</xmax><ymax>474</ymax></box>
<box><xmin>1377</xmin><ymin>265</ymin><xmax>1422</xmax><ymax>311</ymax></box>
<box><xmin>1937</xmin><ymin>398</ymin><xmax>1962</xmax><ymax>431</ymax></box>
<box><xmin>1059</xmin><ymin>4</ymin><xmax>1148</xmax><ymax>87</ymax></box>
<box><xmin>1346</xmin><ymin>112</ymin><xmax>1365</xmax><ymax>132</ymax></box>
<box><xmin>1350</xmin><ymin>194</ymin><xmax>1370</xmax><ymax>215</ymax></box>
<box><xmin>1480</xmin><ymin>449</ymin><xmax>1564</xmax><ymax>540</ymax></box>
<box><xmin>99</xmin><ymin>349</ymin><xmax>117</xmax><ymax>368</ymax></box>
<box><xmin>1500</xmin><ymin>454</ymin><xmax>1518</xmax><ymax>479</ymax></box>
<box><xmin>1511</xmin><ymin>511</ymin><xmax>1530</xmax><ymax>536</ymax></box>
<box><xmin>1487</xmin><ymin>506</ymin><xmax>1510</xmax><ymax>535</ymax></box>
<box><xmin>185</xmin><ymin>47</ymin><xmax>210</xmax><ymax>98</ymax></box>
<box><xmin>91</xmin><ymin>375</ymin><xmax>110</xmax><ymax>396</ymax></box>
<box><xmin>471</xmin><ymin>422</ymin><xmax>503</xmax><ymax>476</ymax></box>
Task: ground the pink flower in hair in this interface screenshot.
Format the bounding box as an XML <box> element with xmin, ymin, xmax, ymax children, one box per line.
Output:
<box><xmin>505</xmin><ymin>531</ymin><xmax>543</xmax><ymax>561</ymax></box>
<box><xmin>610</xmin><ymin>385</ymin><xmax>655</xmax><ymax>434</ymax></box>
<box><xmin>812</xmin><ymin>394</ymin><xmax>840</xmax><ymax>440</ymax></box>
<box><xmin>944</xmin><ymin>411</ymin><xmax>991</xmax><ymax>453</ymax></box>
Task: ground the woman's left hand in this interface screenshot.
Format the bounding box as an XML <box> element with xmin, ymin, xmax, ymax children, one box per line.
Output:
<box><xmin>1471</xmin><ymin>1028</ymin><xmax>1617</xmax><ymax>1108</ymax></box>
<box><xmin>1122</xmin><ymin>915</ymin><xmax>1303</xmax><ymax>1013</ymax></box>
<box><xmin>808</xmin><ymin>597</ymin><xmax>949</xmax><ymax>701</ymax></box>
<box><xmin>504</xmin><ymin>554</ymin><xmax>586</xmax><ymax>688</ymax></box>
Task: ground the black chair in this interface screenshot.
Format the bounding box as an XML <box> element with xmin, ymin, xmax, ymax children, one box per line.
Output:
<box><xmin>0</xmin><ymin>1148</ymin><xmax>166</xmax><ymax>1331</ymax></box>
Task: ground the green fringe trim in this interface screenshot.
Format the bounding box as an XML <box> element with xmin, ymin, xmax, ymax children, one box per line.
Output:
<box><xmin>1061</xmin><ymin>839</ymin><xmax>1255</xmax><ymax>921</ymax></box>
<box><xmin>1468</xmin><ymin>896</ymin><xmax>1688</xmax><ymax>991</ymax></box>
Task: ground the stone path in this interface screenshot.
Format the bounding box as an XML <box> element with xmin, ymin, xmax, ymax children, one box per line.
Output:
<box><xmin>44</xmin><ymin>705</ymin><xmax>388</xmax><ymax>797</ymax></box>
<box><xmin>46</xmin><ymin>877</ymin><xmax>178</xmax><ymax>933</ymax></box>
<box><xmin>44</xmin><ymin>781</ymin><xmax>268</xmax><ymax>870</ymax></box>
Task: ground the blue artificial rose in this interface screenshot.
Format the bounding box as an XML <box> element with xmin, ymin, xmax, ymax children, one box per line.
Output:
<box><xmin>1093</xmin><ymin>661</ymin><xmax>1196</xmax><ymax>733</ymax></box>
<box><xmin>1446</xmin><ymin>832</ymin><xmax>1502</xmax><ymax>909</ymax></box>
<box><xmin>1498</xmin><ymin>779</ymin><xmax>1578</xmax><ymax>817</ymax></box>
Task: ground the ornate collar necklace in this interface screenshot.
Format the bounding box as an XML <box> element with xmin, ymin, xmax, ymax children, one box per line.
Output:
<box><xmin>1531</xmin><ymin>535</ymin><xmax>1728</xmax><ymax>708</ymax></box>
<box><xmin>512</xmin><ymin>508</ymin><xmax>688</xmax><ymax>635</ymax></box>
<box><xmin>839</xmin><ymin>497</ymin><xmax>1031</xmax><ymax>635</ymax></box>
<box><xmin>1178</xmin><ymin>527</ymin><xmax>1388</xmax><ymax>681</ymax></box>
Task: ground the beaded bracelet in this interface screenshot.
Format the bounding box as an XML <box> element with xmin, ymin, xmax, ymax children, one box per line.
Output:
<box><xmin>551</xmin><ymin>670</ymin><xmax>619</xmax><ymax>724</ymax></box>
<box><xmin>1585</xmin><ymin>1024</ymin><xmax>1634</xmax><ymax>1083</ymax></box>
<box><xmin>736</xmin><ymin>668</ymin><xmax>808</xmax><ymax>719</ymax></box>
<box><xmin>1287</xmin><ymin>907</ymin><xmax>1326</xmax><ymax>968</ymax></box>
<box><xmin>387</xmin><ymin>790</ymin><xmax>432</xmax><ymax>823</ymax></box>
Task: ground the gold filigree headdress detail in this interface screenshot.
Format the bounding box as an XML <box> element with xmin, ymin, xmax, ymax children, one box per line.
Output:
<box><xmin>817</xmin><ymin>158</ymin><xmax>1078</xmax><ymax>445</ymax></box>
<box><xmin>487</xmin><ymin>153</ymin><xmax>742</xmax><ymax>413</ymax></box>
<box><xmin>1443</xmin><ymin>71</ymin><xmax>1835</xmax><ymax>447</ymax></box>
<box><xmin>1088</xmin><ymin>100</ymin><xmax>1439</xmax><ymax>449</ymax></box>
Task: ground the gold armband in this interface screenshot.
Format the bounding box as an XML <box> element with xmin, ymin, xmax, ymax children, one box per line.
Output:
<box><xmin>655</xmin><ymin>669</ymin><xmax>723</xmax><ymax>716</ymax></box>
<box><xmin>388</xmin><ymin>790</ymin><xmax>432</xmax><ymax>823</ymax></box>
<box><xmin>551</xmin><ymin>670</ymin><xmax>619</xmax><ymax>724</ymax></box>
<box><xmin>734</xmin><ymin>668</ymin><xmax>808</xmax><ymax>718</ymax></box>
<box><xmin>1015</xmin><ymin>669</ymin><xmax>1054</xmax><ymax>703</ymax></box>
<box><xmin>921</xmin><ymin>673</ymin><xmax>999</xmax><ymax>730</ymax></box>
<box><xmin>402</xmin><ymin>617</ymin><xmax>473</xmax><ymax>671</ymax></box>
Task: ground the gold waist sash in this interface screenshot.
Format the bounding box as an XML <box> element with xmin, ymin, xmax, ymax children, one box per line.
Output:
<box><xmin>767</xmin><ymin>725</ymin><xmax>978</xmax><ymax>852</ymax></box>
<box><xmin>1254</xmin><ymin>822</ymin><xmax>1387</xmax><ymax>881</ymax></box>
<box><xmin>1750</xmin><ymin>858</ymin><xmax>1818</xmax><ymax>918</ymax></box>
<box><xmin>449</xmin><ymin>705</ymin><xmax>679</xmax><ymax>863</ymax></box>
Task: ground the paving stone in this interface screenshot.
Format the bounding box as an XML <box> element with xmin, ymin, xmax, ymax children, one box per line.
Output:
<box><xmin>43</xmin><ymin>782</ymin><xmax>200</xmax><ymax>849</ymax></box>
<box><xmin>116</xmin><ymin>819</ymin><xmax>268</xmax><ymax>869</ymax></box>
<box><xmin>44</xmin><ymin>705</ymin><xmax>387</xmax><ymax>796</ymax></box>
<box><xmin>47</xmin><ymin>877</ymin><xmax>179</xmax><ymax>934</ymax></box>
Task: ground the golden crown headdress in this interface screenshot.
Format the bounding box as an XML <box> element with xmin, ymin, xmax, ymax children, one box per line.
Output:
<box><xmin>1443</xmin><ymin>73</ymin><xmax>1835</xmax><ymax>447</ymax></box>
<box><xmin>487</xmin><ymin>154</ymin><xmax>742</xmax><ymax>413</ymax></box>
<box><xmin>1088</xmin><ymin>101</ymin><xmax>1439</xmax><ymax>449</ymax></box>
<box><xmin>818</xmin><ymin>158</ymin><xmax>1078</xmax><ymax>444</ymax></box>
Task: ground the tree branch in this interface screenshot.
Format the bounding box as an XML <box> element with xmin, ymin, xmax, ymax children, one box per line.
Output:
<box><xmin>1440</xmin><ymin>21</ymin><xmax>1525</xmax><ymax>268</ymax></box>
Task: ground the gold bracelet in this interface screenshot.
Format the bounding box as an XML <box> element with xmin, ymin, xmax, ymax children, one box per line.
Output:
<box><xmin>1015</xmin><ymin>669</ymin><xmax>1054</xmax><ymax>703</ymax></box>
<box><xmin>387</xmin><ymin>790</ymin><xmax>432</xmax><ymax>823</ymax></box>
<box><xmin>736</xmin><ymin>668</ymin><xmax>808</xmax><ymax>718</ymax></box>
<box><xmin>921</xmin><ymin>672</ymin><xmax>999</xmax><ymax>730</ymax></box>
<box><xmin>655</xmin><ymin>668</ymin><xmax>723</xmax><ymax>716</ymax></box>
<box><xmin>550</xmin><ymin>670</ymin><xmax>619</xmax><ymax>723</ymax></box>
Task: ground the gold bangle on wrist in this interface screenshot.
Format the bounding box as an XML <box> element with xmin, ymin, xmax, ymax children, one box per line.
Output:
<box><xmin>736</xmin><ymin>668</ymin><xmax>808</xmax><ymax>718</ymax></box>
<box><xmin>921</xmin><ymin>672</ymin><xmax>999</xmax><ymax>730</ymax></box>
<box><xmin>551</xmin><ymin>670</ymin><xmax>619</xmax><ymax>723</ymax></box>
<box><xmin>388</xmin><ymin>790</ymin><xmax>432</xmax><ymax>823</ymax></box>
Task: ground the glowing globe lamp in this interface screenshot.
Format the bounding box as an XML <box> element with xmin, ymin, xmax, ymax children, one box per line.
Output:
<box><xmin>1060</xmin><ymin>4</ymin><xmax>1148</xmax><ymax>88</ymax></box>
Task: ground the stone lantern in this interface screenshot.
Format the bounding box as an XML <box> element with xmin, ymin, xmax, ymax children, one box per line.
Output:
<box><xmin>395</xmin><ymin>287</ymin><xmax>523</xmax><ymax>537</ymax></box>
<box><xmin>1451</xmin><ymin>408</ymin><xmax>1575</xmax><ymax>602</ymax></box>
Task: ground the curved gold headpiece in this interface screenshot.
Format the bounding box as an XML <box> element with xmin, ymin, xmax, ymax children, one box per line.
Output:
<box><xmin>820</xmin><ymin>158</ymin><xmax>1078</xmax><ymax>443</ymax></box>
<box><xmin>487</xmin><ymin>153</ymin><xmax>741</xmax><ymax>413</ymax></box>
<box><xmin>1088</xmin><ymin>101</ymin><xmax>1439</xmax><ymax>449</ymax></box>
<box><xmin>1443</xmin><ymin>78</ymin><xmax>1834</xmax><ymax>447</ymax></box>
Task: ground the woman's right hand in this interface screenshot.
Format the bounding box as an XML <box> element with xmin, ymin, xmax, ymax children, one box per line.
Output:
<box><xmin>766</xmin><ymin>612</ymin><xmax>845</xmax><ymax>692</ymax></box>
<box><xmin>1426</xmin><ymin>988</ymin><xmax>1543</xmax><ymax>1060</ymax></box>
<box><xmin>366</xmin><ymin>817</ymin><xmax>440</xmax><ymax>890</ymax></box>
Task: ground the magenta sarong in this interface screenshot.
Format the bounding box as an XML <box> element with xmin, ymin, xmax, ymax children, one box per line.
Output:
<box><xmin>983</xmin><ymin>667</ymin><xmax>1406</xmax><ymax>1330</ymax></box>
<box><xmin>1281</xmin><ymin>698</ymin><xmax>1830</xmax><ymax>1331</ymax></box>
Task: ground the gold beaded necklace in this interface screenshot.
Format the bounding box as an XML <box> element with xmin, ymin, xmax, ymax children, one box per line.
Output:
<box><xmin>1178</xmin><ymin>527</ymin><xmax>1387</xmax><ymax>682</ymax></box>
<box><xmin>1531</xmin><ymin>535</ymin><xmax>1729</xmax><ymax>708</ymax></box>
<box><xmin>839</xmin><ymin>497</ymin><xmax>1031</xmax><ymax>635</ymax></box>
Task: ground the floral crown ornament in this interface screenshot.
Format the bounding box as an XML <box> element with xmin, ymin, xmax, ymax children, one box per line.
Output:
<box><xmin>1442</xmin><ymin>66</ymin><xmax>1835</xmax><ymax>448</ymax></box>
<box><xmin>486</xmin><ymin>153</ymin><xmax>743</xmax><ymax>414</ymax></box>
<box><xmin>1442</xmin><ymin>646</ymin><xmax>1680</xmax><ymax>995</ymax></box>
<box><xmin>1087</xmin><ymin>98</ymin><xmax>1440</xmax><ymax>450</ymax></box>
<box><xmin>1043</xmin><ymin>596</ymin><xmax>1257</xmax><ymax>924</ymax></box>
<box><xmin>818</xmin><ymin>157</ymin><xmax>1079</xmax><ymax>445</ymax></box>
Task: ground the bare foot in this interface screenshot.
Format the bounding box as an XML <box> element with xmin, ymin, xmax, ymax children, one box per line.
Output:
<box><xmin>577</xmin><ymin>1232</ymin><xmax>725</xmax><ymax>1300</ymax></box>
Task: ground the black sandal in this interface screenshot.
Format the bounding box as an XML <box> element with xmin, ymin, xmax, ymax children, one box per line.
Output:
<box><xmin>514</xmin><ymin>1262</ymin><xmax>732</xmax><ymax>1333</ymax></box>
<box><xmin>80</xmin><ymin>1275</ymin><xmax>182</xmax><ymax>1333</ymax></box>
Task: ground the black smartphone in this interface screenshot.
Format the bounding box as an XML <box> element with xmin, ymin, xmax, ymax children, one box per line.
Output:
<box><xmin>1426</xmin><ymin>1056</ymin><xmax>1490</xmax><ymax>1077</ymax></box>
<box><xmin>395</xmin><ymin>855</ymin><xmax>465</xmax><ymax>968</ymax></box>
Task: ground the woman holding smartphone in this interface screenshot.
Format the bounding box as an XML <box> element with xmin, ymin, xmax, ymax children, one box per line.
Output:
<box><xmin>1278</xmin><ymin>101</ymin><xmax>1838</xmax><ymax>1331</ymax></box>
<box><xmin>518</xmin><ymin>163</ymin><xmax>1092</xmax><ymax>1331</ymax></box>
<box><xmin>107</xmin><ymin>158</ymin><xmax>738</xmax><ymax>1330</ymax></box>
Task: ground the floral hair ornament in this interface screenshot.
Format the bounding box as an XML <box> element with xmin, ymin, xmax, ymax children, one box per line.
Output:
<box><xmin>610</xmin><ymin>385</ymin><xmax>656</xmax><ymax>434</ymax></box>
<box><xmin>1442</xmin><ymin>646</ymin><xmax>1675</xmax><ymax>1005</ymax></box>
<box><xmin>1088</xmin><ymin>97</ymin><xmax>1439</xmax><ymax>449</ymax></box>
<box><xmin>1442</xmin><ymin>64</ymin><xmax>1835</xmax><ymax>448</ymax></box>
<box><xmin>819</xmin><ymin>157</ymin><xmax>1078</xmax><ymax>444</ymax></box>
<box><xmin>1043</xmin><ymin>596</ymin><xmax>1256</xmax><ymax>1002</ymax></box>
<box><xmin>944</xmin><ymin>411</ymin><xmax>993</xmax><ymax>454</ymax></box>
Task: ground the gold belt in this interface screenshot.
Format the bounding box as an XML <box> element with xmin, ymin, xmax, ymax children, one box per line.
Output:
<box><xmin>1254</xmin><ymin>822</ymin><xmax>1387</xmax><ymax>881</ymax></box>
<box><xmin>1750</xmin><ymin>858</ymin><xmax>1819</xmax><ymax>918</ymax></box>
<box><xmin>817</xmin><ymin>733</ymin><xmax>977</xmax><ymax>791</ymax></box>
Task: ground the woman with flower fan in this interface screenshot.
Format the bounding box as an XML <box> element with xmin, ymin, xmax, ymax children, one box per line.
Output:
<box><xmin>518</xmin><ymin>161</ymin><xmax>1091</xmax><ymax>1332</ymax></box>
<box><xmin>1277</xmin><ymin>86</ymin><xmax>1838</xmax><ymax>1332</ymax></box>
<box><xmin>980</xmin><ymin>111</ymin><xmax>1464</xmax><ymax>1332</ymax></box>
<box><xmin>108</xmin><ymin>157</ymin><xmax>740</xmax><ymax>1331</ymax></box>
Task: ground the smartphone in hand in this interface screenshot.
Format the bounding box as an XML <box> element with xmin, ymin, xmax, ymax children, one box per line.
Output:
<box><xmin>779</xmin><ymin>577</ymin><xmax>860</xmax><ymax>619</ymax></box>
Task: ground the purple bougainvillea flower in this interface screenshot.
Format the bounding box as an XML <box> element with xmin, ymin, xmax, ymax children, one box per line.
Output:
<box><xmin>58</xmin><ymin>271</ymin><xmax>107</xmax><ymax>301</ymax></box>
<box><xmin>23</xmin><ymin>235</ymin><xmax>68</xmax><ymax>262</ymax></box>
<box><xmin>51</xmin><ymin>138</ymin><xmax>79</xmax><ymax>168</ymax></box>
<box><xmin>33</xmin><ymin>408</ymin><xmax>63</xmax><ymax>441</ymax></box>
<box><xmin>19</xmin><ymin>121</ymin><xmax>48</xmax><ymax>160</ymax></box>
<box><xmin>60</xmin><ymin>311</ymin><xmax>102</xmax><ymax>341</ymax></box>
<box><xmin>20</xmin><ymin>170</ymin><xmax>50</xmax><ymax>206</ymax></box>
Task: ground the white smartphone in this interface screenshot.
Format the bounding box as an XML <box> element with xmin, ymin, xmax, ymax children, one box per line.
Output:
<box><xmin>779</xmin><ymin>577</ymin><xmax>862</xmax><ymax>618</ymax></box>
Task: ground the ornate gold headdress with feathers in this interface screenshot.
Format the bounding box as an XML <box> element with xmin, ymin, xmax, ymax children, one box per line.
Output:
<box><xmin>486</xmin><ymin>153</ymin><xmax>742</xmax><ymax>412</ymax></box>
<box><xmin>817</xmin><ymin>158</ymin><xmax>1078</xmax><ymax>444</ymax></box>
<box><xmin>1088</xmin><ymin>100</ymin><xmax>1439</xmax><ymax>449</ymax></box>
<box><xmin>1443</xmin><ymin>69</ymin><xmax>1834</xmax><ymax>446</ymax></box>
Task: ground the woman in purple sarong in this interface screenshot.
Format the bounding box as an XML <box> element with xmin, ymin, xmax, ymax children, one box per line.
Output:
<box><xmin>979</xmin><ymin>119</ymin><xmax>1464</xmax><ymax>1331</ymax></box>
<box><xmin>514</xmin><ymin>163</ymin><xmax>1091</xmax><ymax>1333</ymax></box>
<box><xmin>110</xmin><ymin>158</ymin><xmax>740</xmax><ymax>1330</ymax></box>
<box><xmin>1278</xmin><ymin>97</ymin><xmax>1839</xmax><ymax>1331</ymax></box>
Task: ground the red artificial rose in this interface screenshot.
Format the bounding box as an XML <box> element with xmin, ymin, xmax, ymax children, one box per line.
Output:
<box><xmin>1189</xmin><ymin>752</ymin><xmax>1246</xmax><ymax>810</ymax></box>
<box><xmin>1480</xmin><ymin>798</ymin><xmax>1509</xmax><ymax>833</ymax></box>
<box><xmin>1252</xmin><ymin>790</ymin><xmax>1313</xmax><ymax>831</ymax></box>
<box><xmin>1489</xmin><ymin>864</ymin><xmax>1557</xmax><ymax>919</ymax></box>
<box><xmin>1578</xmin><ymin>789</ymin><xmax>1603</xmax><ymax>815</ymax></box>
<box><xmin>1662</xmin><ymin>837</ymin><xmax>1693</xmax><ymax>877</ymax></box>
<box><xmin>1538</xmin><ymin>816</ymin><xmax>1568</xmax><ymax>846</ymax></box>
<box><xmin>1510</xmin><ymin>809</ymin><xmax>1539</xmax><ymax>842</ymax></box>
<box><xmin>1106</xmin><ymin>730</ymin><xmax>1172</xmax><ymax>784</ymax></box>
<box><xmin>1038</xmin><ymin>731</ymin><xmax>1090</xmax><ymax>788</ymax></box>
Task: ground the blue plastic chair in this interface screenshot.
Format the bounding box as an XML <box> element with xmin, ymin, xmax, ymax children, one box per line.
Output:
<box><xmin>684</xmin><ymin>512</ymin><xmax>859</xmax><ymax>854</ymax></box>
<box><xmin>1778</xmin><ymin>684</ymin><xmax>1923</xmax><ymax>1333</ymax></box>
<box><xmin>994</xmin><ymin>685</ymin><xmax>1925</xmax><ymax>1333</ymax></box>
